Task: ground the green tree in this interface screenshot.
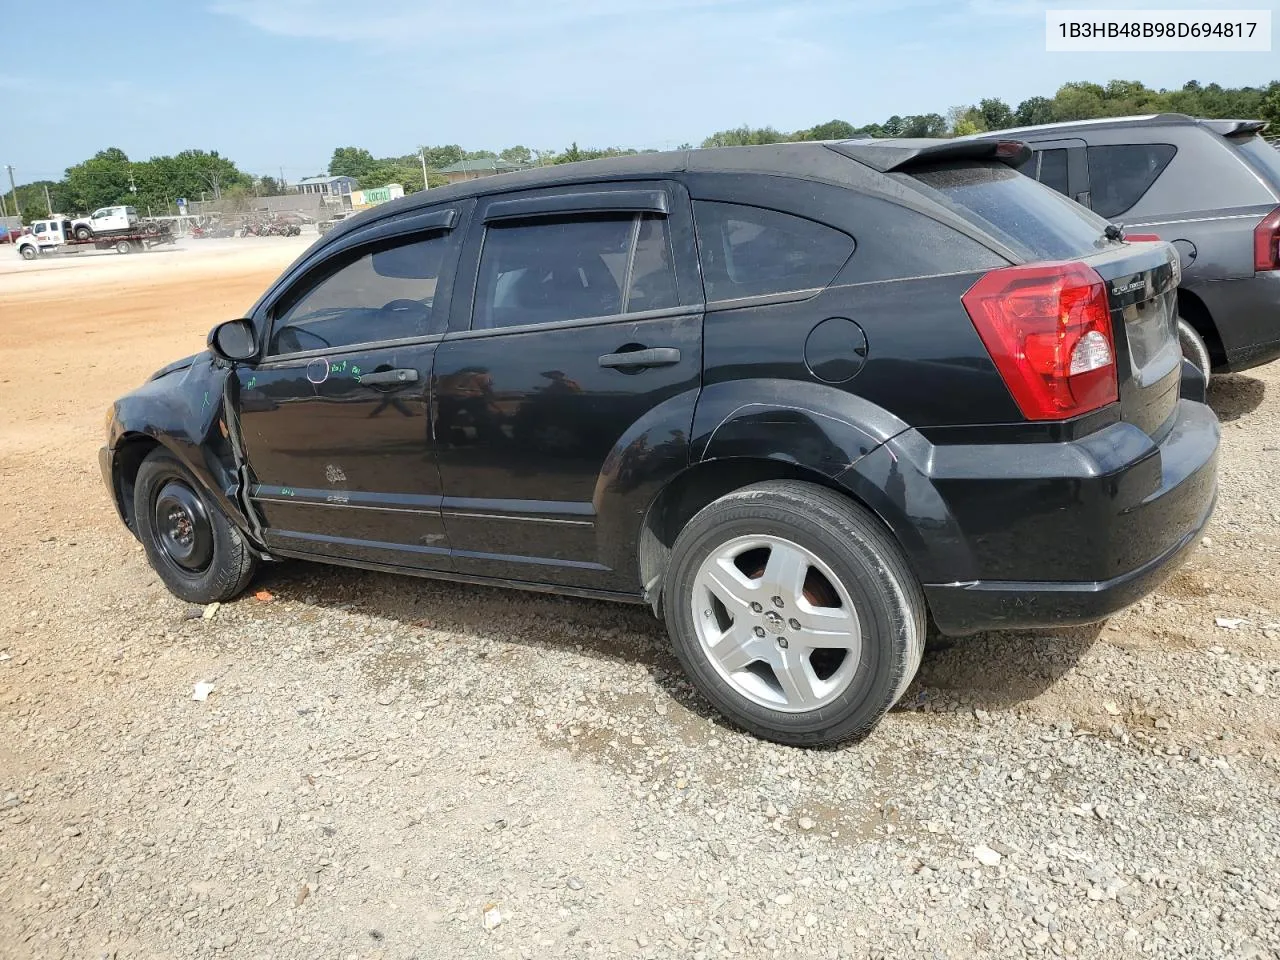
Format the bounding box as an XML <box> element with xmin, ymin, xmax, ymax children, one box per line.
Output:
<box><xmin>328</xmin><ymin>146</ymin><xmax>378</xmax><ymax>180</ymax></box>
<box><xmin>978</xmin><ymin>98</ymin><xmax>1015</xmax><ymax>131</ymax></box>
<box><xmin>700</xmin><ymin>125</ymin><xmax>786</xmax><ymax>148</ymax></box>
<box><xmin>791</xmin><ymin>119</ymin><xmax>858</xmax><ymax>141</ymax></box>
<box><xmin>500</xmin><ymin>145</ymin><xmax>533</xmax><ymax>164</ymax></box>
<box><xmin>256</xmin><ymin>175</ymin><xmax>284</xmax><ymax>196</ymax></box>
<box><xmin>901</xmin><ymin>113</ymin><xmax>948</xmax><ymax>137</ymax></box>
<box><xmin>1014</xmin><ymin>96</ymin><xmax>1055</xmax><ymax>126</ymax></box>
<box><xmin>420</xmin><ymin>144</ymin><xmax>465</xmax><ymax>169</ymax></box>
<box><xmin>62</xmin><ymin>147</ymin><xmax>134</xmax><ymax>213</ymax></box>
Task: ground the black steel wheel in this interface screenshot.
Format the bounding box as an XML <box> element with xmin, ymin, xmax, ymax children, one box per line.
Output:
<box><xmin>133</xmin><ymin>449</ymin><xmax>258</xmax><ymax>603</ymax></box>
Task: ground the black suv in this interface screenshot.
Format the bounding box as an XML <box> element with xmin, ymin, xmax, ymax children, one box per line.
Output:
<box><xmin>979</xmin><ymin>114</ymin><xmax>1280</xmax><ymax>380</ymax></box>
<box><xmin>102</xmin><ymin>140</ymin><xmax>1220</xmax><ymax>746</ymax></box>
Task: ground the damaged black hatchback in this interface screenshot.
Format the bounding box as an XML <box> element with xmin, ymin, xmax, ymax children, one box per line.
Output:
<box><xmin>103</xmin><ymin>140</ymin><xmax>1219</xmax><ymax>746</ymax></box>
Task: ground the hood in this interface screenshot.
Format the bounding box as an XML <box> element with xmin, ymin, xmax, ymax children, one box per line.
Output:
<box><xmin>149</xmin><ymin>351</ymin><xmax>208</xmax><ymax>382</ymax></box>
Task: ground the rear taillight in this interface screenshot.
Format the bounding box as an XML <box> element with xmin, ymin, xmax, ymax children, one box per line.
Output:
<box><xmin>1124</xmin><ymin>233</ymin><xmax>1161</xmax><ymax>242</ymax></box>
<box><xmin>1253</xmin><ymin>205</ymin><xmax>1280</xmax><ymax>272</ymax></box>
<box><xmin>962</xmin><ymin>261</ymin><xmax>1118</xmax><ymax>421</ymax></box>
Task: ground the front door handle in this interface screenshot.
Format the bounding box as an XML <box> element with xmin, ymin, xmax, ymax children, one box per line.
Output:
<box><xmin>359</xmin><ymin>368</ymin><xmax>419</xmax><ymax>386</ymax></box>
<box><xmin>598</xmin><ymin>347</ymin><xmax>681</xmax><ymax>369</ymax></box>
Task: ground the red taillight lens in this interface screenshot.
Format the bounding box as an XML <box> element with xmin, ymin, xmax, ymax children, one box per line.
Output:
<box><xmin>962</xmin><ymin>261</ymin><xmax>1118</xmax><ymax>421</ymax></box>
<box><xmin>1124</xmin><ymin>233</ymin><xmax>1161</xmax><ymax>242</ymax></box>
<box><xmin>1253</xmin><ymin>205</ymin><xmax>1280</xmax><ymax>272</ymax></box>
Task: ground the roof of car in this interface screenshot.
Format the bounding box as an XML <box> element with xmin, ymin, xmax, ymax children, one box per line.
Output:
<box><xmin>321</xmin><ymin>138</ymin><xmax>1028</xmax><ymax>244</ymax></box>
<box><xmin>969</xmin><ymin>113</ymin><xmax>1269</xmax><ymax>139</ymax></box>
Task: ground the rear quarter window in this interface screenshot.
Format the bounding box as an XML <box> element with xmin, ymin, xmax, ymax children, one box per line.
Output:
<box><xmin>908</xmin><ymin>162</ymin><xmax>1109</xmax><ymax>262</ymax></box>
<box><xmin>693</xmin><ymin>201</ymin><xmax>854</xmax><ymax>300</ymax></box>
<box><xmin>1086</xmin><ymin>144</ymin><xmax>1177</xmax><ymax>218</ymax></box>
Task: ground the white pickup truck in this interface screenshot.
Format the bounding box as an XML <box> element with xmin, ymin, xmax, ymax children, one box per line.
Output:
<box><xmin>70</xmin><ymin>205</ymin><xmax>164</xmax><ymax>240</ymax></box>
<box><xmin>16</xmin><ymin>217</ymin><xmax>175</xmax><ymax>259</ymax></box>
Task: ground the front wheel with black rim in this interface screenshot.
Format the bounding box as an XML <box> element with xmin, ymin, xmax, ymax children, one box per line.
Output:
<box><xmin>133</xmin><ymin>449</ymin><xmax>257</xmax><ymax>603</ymax></box>
<box><xmin>663</xmin><ymin>480</ymin><xmax>925</xmax><ymax>747</ymax></box>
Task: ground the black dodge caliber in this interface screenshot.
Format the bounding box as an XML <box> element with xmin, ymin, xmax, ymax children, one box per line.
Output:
<box><xmin>102</xmin><ymin>139</ymin><xmax>1220</xmax><ymax>746</ymax></box>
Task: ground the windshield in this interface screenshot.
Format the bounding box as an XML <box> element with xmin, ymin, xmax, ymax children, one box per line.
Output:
<box><xmin>1230</xmin><ymin>135</ymin><xmax>1280</xmax><ymax>188</ymax></box>
<box><xmin>908</xmin><ymin>161</ymin><xmax>1111</xmax><ymax>262</ymax></box>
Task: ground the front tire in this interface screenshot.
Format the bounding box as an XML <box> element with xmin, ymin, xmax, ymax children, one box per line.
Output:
<box><xmin>133</xmin><ymin>449</ymin><xmax>257</xmax><ymax>603</ymax></box>
<box><xmin>19</xmin><ymin>245</ymin><xmax>38</xmax><ymax>260</ymax></box>
<box><xmin>74</xmin><ymin>226</ymin><xmax>92</xmax><ymax>240</ymax></box>
<box><xmin>663</xmin><ymin>480</ymin><xmax>925</xmax><ymax>747</ymax></box>
<box><xmin>1178</xmin><ymin>317</ymin><xmax>1212</xmax><ymax>386</ymax></box>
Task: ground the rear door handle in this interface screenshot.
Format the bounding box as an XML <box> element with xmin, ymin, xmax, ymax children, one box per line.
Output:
<box><xmin>359</xmin><ymin>368</ymin><xmax>419</xmax><ymax>385</ymax></box>
<box><xmin>598</xmin><ymin>347</ymin><xmax>681</xmax><ymax>369</ymax></box>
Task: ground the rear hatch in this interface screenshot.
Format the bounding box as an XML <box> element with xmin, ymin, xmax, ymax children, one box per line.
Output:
<box><xmin>904</xmin><ymin>160</ymin><xmax>1182</xmax><ymax>436</ymax></box>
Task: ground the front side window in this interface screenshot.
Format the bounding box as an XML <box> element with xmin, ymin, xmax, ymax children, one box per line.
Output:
<box><xmin>269</xmin><ymin>230</ymin><xmax>455</xmax><ymax>355</ymax></box>
<box><xmin>474</xmin><ymin>212</ymin><xmax>678</xmax><ymax>330</ymax></box>
<box><xmin>33</xmin><ymin>223</ymin><xmax>45</xmax><ymax>235</ymax></box>
<box><xmin>1087</xmin><ymin>144</ymin><xmax>1177</xmax><ymax>219</ymax></box>
<box><xmin>693</xmin><ymin>202</ymin><xmax>855</xmax><ymax>301</ymax></box>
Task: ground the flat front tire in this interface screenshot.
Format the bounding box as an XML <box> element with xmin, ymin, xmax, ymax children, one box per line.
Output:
<box><xmin>133</xmin><ymin>449</ymin><xmax>257</xmax><ymax>603</ymax></box>
<box><xmin>663</xmin><ymin>480</ymin><xmax>925</xmax><ymax>747</ymax></box>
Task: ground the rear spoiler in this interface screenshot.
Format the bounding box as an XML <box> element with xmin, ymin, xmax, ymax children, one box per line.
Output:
<box><xmin>1200</xmin><ymin>118</ymin><xmax>1269</xmax><ymax>139</ymax></box>
<box><xmin>828</xmin><ymin>137</ymin><xmax>1032</xmax><ymax>173</ymax></box>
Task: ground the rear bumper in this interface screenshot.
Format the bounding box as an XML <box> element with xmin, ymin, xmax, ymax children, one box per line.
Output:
<box><xmin>918</xmin><ymin>399</ymin><xmax>1220</xmax><ymax>635</ymax></box>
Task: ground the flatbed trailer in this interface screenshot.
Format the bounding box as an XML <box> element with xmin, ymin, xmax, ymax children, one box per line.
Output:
<box><xmin>15</xmin><ymin>218</ymin><xmax>176</xmax><ymax>260</ymax></box>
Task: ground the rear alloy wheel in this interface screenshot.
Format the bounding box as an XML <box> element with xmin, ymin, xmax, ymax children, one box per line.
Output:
<box><xmin>1177</xmin><ymin>317</ymin><xmax>1212</xmax><ymax>386</ymax></box>
<box><xmin>664</xmin><ymin>480</ymin><xmax>925</xmax><ymax>747</ymax></box>
<box><xmin>133</xmin><ymin>449</ymin><xmax>257</xmax><ymax>603</ymax></box>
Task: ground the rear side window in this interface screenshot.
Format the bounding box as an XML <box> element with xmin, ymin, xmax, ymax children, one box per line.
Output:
<box><xmin>693</xmin><ymin>201</ymin><xmax>854</xmax><ymax>301</ymax></box>
<box><xmin>1231</xmin><ymin>135</ymin><xmax>1280</xmax><ymax>186</ymax></box>
<box><xmin>1086</xmin><ymin>144</ymin><xmax>1177</xmax><ymax>218</ymax></box>
<box><xmin>474</xmin><ymin>213</ymin><xmax>678</xmax><ymax>330</ymax></box>
<box><xmin>910</xmin><ymin>162</ymin><xmax>1108</xmax><ymax>262</ymax></box>
<box><xmin>1036</xmin><ymin>149</ymin><xmax>1069</xmax><ymax>196</ymax></box>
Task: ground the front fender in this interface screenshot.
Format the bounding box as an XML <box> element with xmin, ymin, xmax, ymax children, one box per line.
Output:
<box><xmin>106</xmin><ymin>355</ymin><xmax>252</xmax><ymax>535</ymax></box>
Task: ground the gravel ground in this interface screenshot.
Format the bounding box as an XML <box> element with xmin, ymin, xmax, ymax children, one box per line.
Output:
<box><xmin>1</xmin><ymin>253</ymin><xmax>1277</xmax><ymax>959</ymax></box>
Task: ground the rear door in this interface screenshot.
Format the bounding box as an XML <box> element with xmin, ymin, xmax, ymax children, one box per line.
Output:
<box><xmin>434</xmin><ymin>181</ymin><xmax>703</xmax><ymax>590</ymax></box>
<box><xmin>235</xmin><ymin>205</ymin><xmax>469</xmax><ymax>568</ymax></box>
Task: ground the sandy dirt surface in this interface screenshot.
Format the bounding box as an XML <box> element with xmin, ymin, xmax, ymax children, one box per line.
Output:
<box><xmin>0</xmin><ymin>245</ymin><xmax>1277</xmax><ymax>960</ymax></box>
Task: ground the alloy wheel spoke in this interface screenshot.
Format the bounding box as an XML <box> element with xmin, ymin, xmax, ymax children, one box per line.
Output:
<box><xmin>774</xmin><ymin>649</ymin><xmax>823</xmax><ymax>709</ymax></box>
<box><xmin>762</xmin><ymin>542</ymin><xmax>810</xmax><ymax>602</ymax></box>
<box><xmin>711</xmin><ymin>625</ymin><xmax>767</xmax><ymax>674</ymax></box>
<box><xmin>703</xmin><ymin>561</ymin><xmax>758</xmax><ymax>613</ymax></box>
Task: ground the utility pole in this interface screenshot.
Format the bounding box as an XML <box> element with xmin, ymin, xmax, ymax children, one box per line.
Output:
<box><xmin>279</xmin><ymin>165</ymin><xmax>285</xmax><ymax>191</ymax></box>
<box><xmin>44</xmin><ymin>184</ymin><xmax>53</xmax><ymax>216</ymax></box>
<box><xmin>4</xmin><ymin>165</ymin><xmax>20</xmax><ymax>218</ymax></box>
<box><xmin>419</xmin><ymin>149</ymin><xmax>429</xmax><ymax>192</ymax></box>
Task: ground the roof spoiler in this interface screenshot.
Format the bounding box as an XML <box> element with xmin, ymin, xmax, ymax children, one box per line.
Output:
<box><xmin>828</xmin><ymin>137</ymin><xmax>1032</xmax><ymax>173</ymax></box>
<box><xmin>1200</xmin><ymin>118</ymin><xmax>1270</xmax><ymax>138</ymax></box>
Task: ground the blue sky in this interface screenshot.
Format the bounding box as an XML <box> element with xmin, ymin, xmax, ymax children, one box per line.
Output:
<box><xmin>3</xmin><ymin>0</ymin><xmax>1277</xmax><ymax>185</ymax></box>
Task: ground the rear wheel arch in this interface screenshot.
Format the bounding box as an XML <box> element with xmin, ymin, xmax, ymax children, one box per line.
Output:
<box><xmin>1177</xmin><ymin>288</ymin><xmax>1225</xmax><ymax>369</ymax></box>
<box><xmin>638</xmin><ymin>458</ymin><xmax>901</xmax><ymax>616</ymax></box>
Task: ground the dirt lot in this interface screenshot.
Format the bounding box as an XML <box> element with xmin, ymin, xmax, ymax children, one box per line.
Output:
<box><xmin>0</xmin><ymin>245</ymin><xmax>1278</xmax><ymax>960</ymax></box>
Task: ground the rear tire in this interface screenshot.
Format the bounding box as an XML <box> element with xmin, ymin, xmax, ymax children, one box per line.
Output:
<box><xmin>1178</xmin><ymin>317</ymin><xmax>1211</xmax><ymax>386</ymax></box>
<box><xmin>115</xmin><ymin>239</ymin><xmax>132</xmax><ymax>254</ymax></box>
<box><xmin>663</xmin><ymin>480</ymin><xmax>925</xmax><ymax>747</ymax></box>
<box><xmin>133</xmin><ymin>449</ymin><xmax>258</xmax><ymax>604</ymax></box>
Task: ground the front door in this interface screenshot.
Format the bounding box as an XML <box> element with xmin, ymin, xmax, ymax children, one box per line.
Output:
<box><xmin>434</xmin><ymin>182</ymin><xmax>703</xmax><ymax>590</ymax></box>
<box><xmin>235</xmin><ymin>212</ymin><xmax>467</xmax><ymax>569</ymax></box>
